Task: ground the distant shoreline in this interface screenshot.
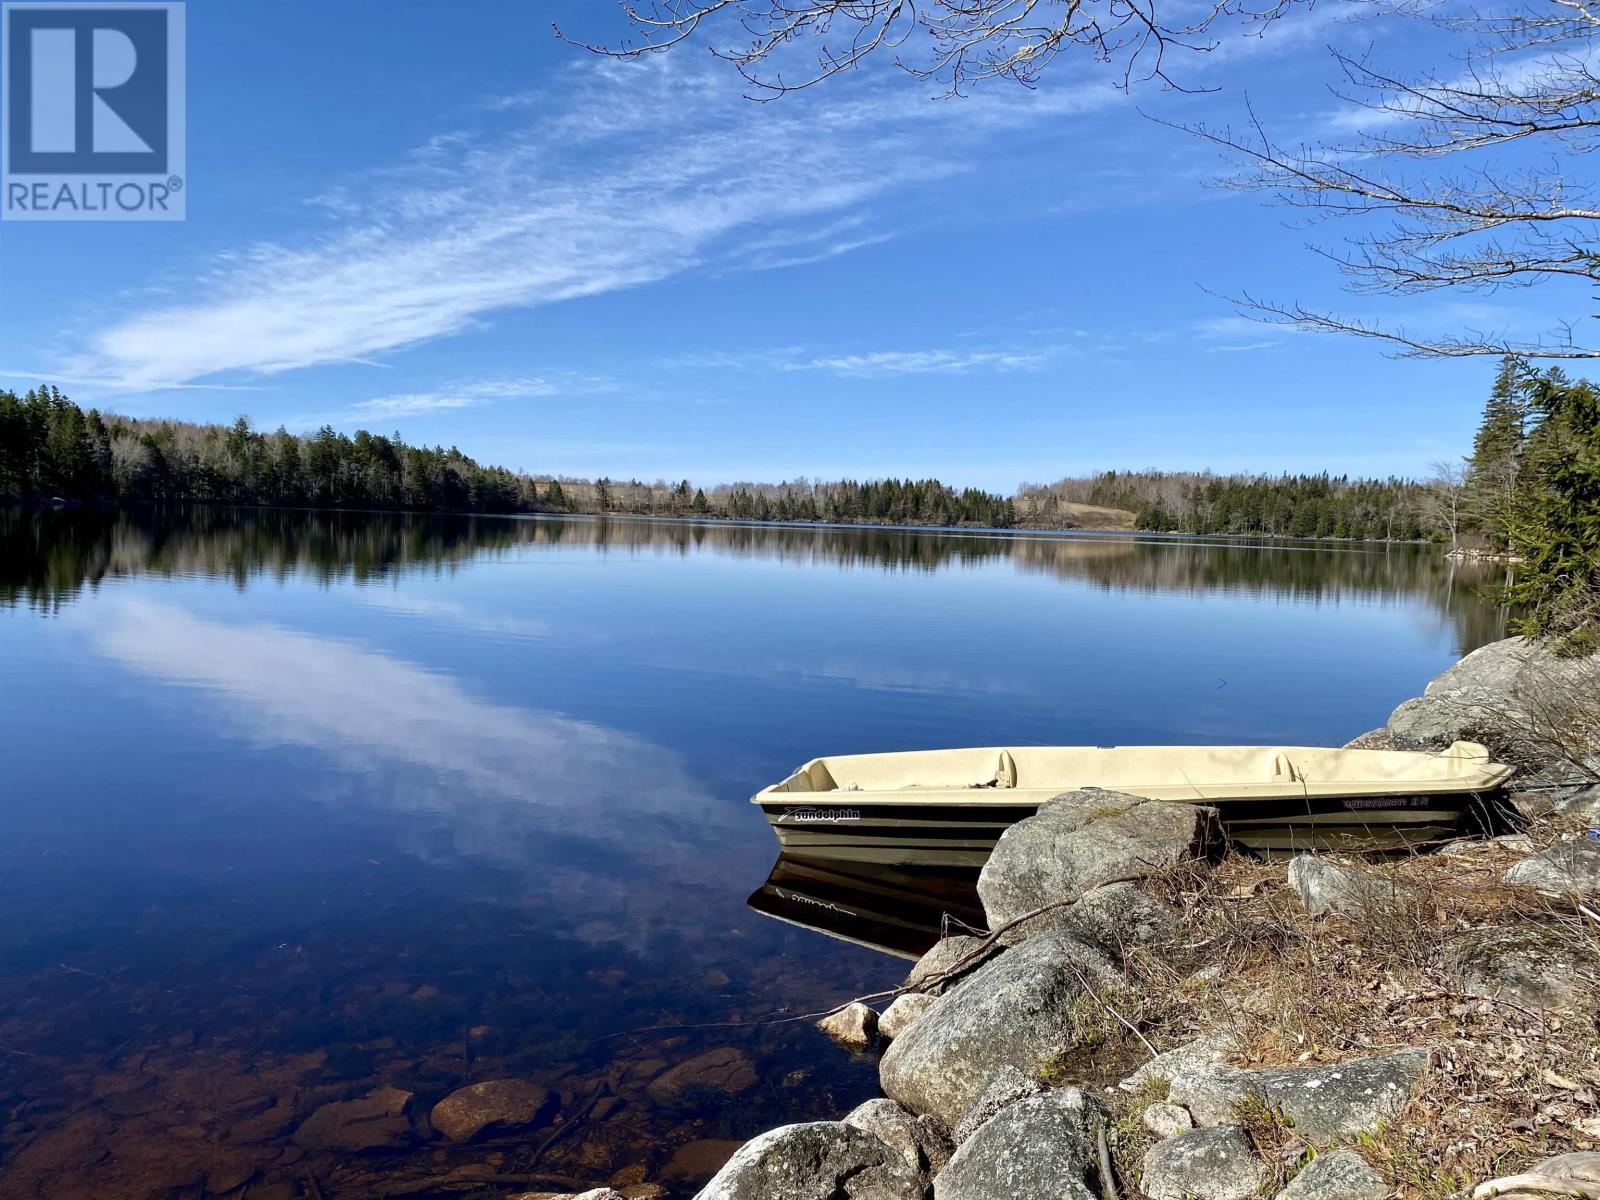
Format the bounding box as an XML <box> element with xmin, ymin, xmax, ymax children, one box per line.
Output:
<box><xmin>11</xmin><ymin>497</ymin><xmax>1443</xmax><ymax>549</ymax></box>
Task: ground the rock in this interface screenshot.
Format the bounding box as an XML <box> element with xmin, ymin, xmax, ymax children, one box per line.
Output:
<box><xmin>1448</xmin><ymin>924</ymin><xmax>1598</xmax><ymax>1011</ymax></box>
<box><xmin>904</xmin><ymin>936</ymin><xmax>998</xmax><ymax>996</ymax></box>
<box><xmin>879</xmin><ymin>993</ymin><xmax>937</xmax><ymax>1041</ymax></box>
<box><xmin>1278</xmin><ymin>1149</ymin><xmax>1386</xmax><ymax>1200</ymax></box>
<box><xmin>1476</xmin><ymin>1152</ymin><xmax>1600</xmax><ymax>1200</ymax></box>
<box><xmin>978</xmin><ymin>789</ymin><xmax>1221</xmax><ymax>929</ymax></box>
<box><xmin>843</xmin><ymin>1098</ymin><xmax>951</xmax><ymax>1192</ymax></box>
<box><xmin>1143</xmin><ymin>1102</ymin><xmax>1194</xmax><ymax>1139</ymax></box>
<box><xmin>816</xmin><ymin>1002</ymin><xmax>877</xmax><ymax>1051</ymax></box>
<box><xmin>1120</xmin><ymin>1031</ymin><xmax>1238</xmax><ymax>1091</ymax></box>
<box><xmin>1141</xmin><ymin>1125</ymin><xmax>1271</xmax><ymax>1200</ymax></box>
<box><xmin>1505</xmin><ymin>839</ymin><xmax>1600</xmax><ymax>895</ymax></box>
<box><xmin>935</xmin><ymin>1087</ymin><xmax>1107</xmax><ymax>1200</ymax></box>
<box><xmin>1387</xmin><ymin>636</ymin><xmax>1600</xmax><ymax>770</ymax></box>
<box><xmin>997</xmin><ymin>881</ymin><xmax>1183</xmax><ymax>957</ymax></box>
<box><xmin>879</xmin><ymin>932</ymin><xmax>1122</xmax><ymax>1126</ymax></box>
<box><xmin>695</xmin><ymin>1121</ymin><xmax>921</xmax><ymax>1200</ymax></box>
<box><xmin>952</xmin><ymin>1065</ymin><xmax>1044</xmax><ymax>1145</ymax></box>
<box><xmin>430</xmin><ymin>1079</ymin><xmax>555</xmax><ymax>1142</ymax></box>
<box><xmin>1169</xmin><ymin>1049</ymin><xmax>1428</xmax><ymax>1143</ymax></box>
<box><xmin>661</xmin><ymin>1139</ymin><xmax>744</xmax><ymax>1180</ymax></box>
<box><xmin>1287</xmin><ymin>856</ymin><xmax>1418</xmax><ymax>919</ymax></box>
<box><xmin>292</xmin><ymin>1086</ymin><xmax>415</xmax><ymax>1151</ymax></box>
<box><xmin>1555</xmin><ymin>784</ymin><xmax>1600</xmax><ymax>821</ymax></box>
<box><xmin>1342</xmin><ymin>728</ymin><xmax>1395</xmax><ymax>751</ymax></box>
<box><xmin>645</xmin><ymin>1048</ymin><xmax>758</xmax><ymax>1106</ymax></box>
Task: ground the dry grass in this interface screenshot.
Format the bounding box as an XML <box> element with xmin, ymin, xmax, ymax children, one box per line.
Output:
<box><xmin>1047</xmin><ymin>818</ymin><xmax>1600</xmax><ymax>1199</ymax></box>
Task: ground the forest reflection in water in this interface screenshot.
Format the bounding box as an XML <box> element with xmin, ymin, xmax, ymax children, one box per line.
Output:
<box><xmin>1</xmin><ymin>506</ymin><xmax>1512</xmax><ymax>649</ymax></box>
<box><xmin>0</xmin><ymin>505</ymin><xmax>1514</xmax><ymax>1200</ymax></box>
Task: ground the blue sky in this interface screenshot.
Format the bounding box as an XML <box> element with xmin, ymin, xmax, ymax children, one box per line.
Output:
<box><xmin>0</xmin><ymin>0</ymin><xmax>1584</xmax><ymax>491</ymax></box>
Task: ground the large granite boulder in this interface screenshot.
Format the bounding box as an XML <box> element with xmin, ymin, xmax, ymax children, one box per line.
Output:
<box><xmin>951</xmin><ymin>1065</ymin><xmax>1044</xmax><ymax>1145</ymax></box>
<box><xmin>996</xmin><ymin>881</ymin><xmax>1183</xmax><ymax>957</ymax></box>
<box><xmin>879</xmin><ymin>993</ymin><xmax>937</xmax><ymax>1041</ymax></box>
<box><xmin>1169</xmin><ymin>1049</ymin><xmax>1428</xmax><ymax>1144</ymax></box>
<box><xmin>293</xmin><ymin>1086</ymin><xmax>415</xmax><ymax>1151</ymax></box>
<box><xmin>1278</xmin><ymin>1149</ymin><xmax>1386</xmax><ymax>1200</ymax></box>
<box><xmin>1448</xmin><ymin>924</ymin><xmax>1598</xmax><ymax>1011</ymax></box>
<box><xmin>879</xmin><ymin>933</ymin><xmax>1122</xmax><ymax>1127</ymax></box>
<box><xmin>1504</xmin><ymin>840</ymin><xmax>1600</xmax><ymax>896</ymax></box>
<box><xmin>935</xmin><ymin>1087</ymin><xmax>1107</xmax><ymax>1200</ymax></box>
<box><xmin>1287</xmin><ymin>857</ymin><xmax>1418</xmax><ymax>919</ymax></box>
<box><xmin>694</xmin><ymin>1122</ymin><xmax>921</xmax><ymax>1200</ymax></box>
<box><xmin>1387</xmin><ymin>637</ymin><xmax>1600</xmax><ymax>770</ymax></box>
<box><xmin>1141</xmin><ymin>1125</ymin><xmax>1270</xmax><ymax>1200</ymax></box>
<box><xmin>430</xmin><ymin>1079</ymin><xmax>554</xmax><ymax>1142</ymax></box>
<box><xmin>978</xmin><ymin>789</ymin><xmax>1221</xmax><ymax>929</ymax></box>
<box><xmin>842</xmin><ymin>1099</ymin><xmax>951</xmax><ymax>1193</ymax></box>
<box><xmin>904</xmin><ymin>936</ymin><xmax>999</xmax><ymax>996</ymax></box>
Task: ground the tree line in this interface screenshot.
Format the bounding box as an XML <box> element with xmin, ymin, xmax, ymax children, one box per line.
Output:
<box><xmin>1453</xmin><ymin>360</ymin><xmax>1600</xmax><ymax>651</ymax></box>
<box><xmin>1022</xmin><ymin>472</ymin><xmax>1436</xmax><ymax>542</ymax></box>
<box><xmin>0</xmin><ymin>387</ymin><xmax>1016</xmax><ymax>528</ymax></box>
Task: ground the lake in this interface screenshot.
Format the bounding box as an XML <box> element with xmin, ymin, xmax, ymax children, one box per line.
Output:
<box><xmin>0</xmin><ymin>508</ymin><xmax>1510</xmax><ymax>1200</ymax></box>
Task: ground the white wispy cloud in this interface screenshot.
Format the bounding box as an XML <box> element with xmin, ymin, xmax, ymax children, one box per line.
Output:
<box><xmin>789</xmin><ymin>348</ymin><xmax>1051</xmax><ymax>375</ymax></box>
<box><xmin>659</xmin><ymin>343</ymin><xmax>1056</xmax><ymax>376</ymax></box>
<box><xmin>59</xmin><ymin>57</ymin><xmax>1120</xmax><ymax>392</ymax></box>
<box><xmin>331</xmin><ymin>373</ymin><xmax>611</xmax><ymax>423</ymax></box>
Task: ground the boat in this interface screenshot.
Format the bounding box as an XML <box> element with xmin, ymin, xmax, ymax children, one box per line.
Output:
<box><xmin>747</xmin><ymin>853</ymin><xmax>984</xmax><ymax>960</ymax></box>
<box><xmin>752</xmin><ymin>741</ymin><xmax>1515</xmax><ymax>864</ymax></box>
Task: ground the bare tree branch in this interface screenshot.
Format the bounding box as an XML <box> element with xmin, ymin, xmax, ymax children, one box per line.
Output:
<box><xmin>557</xmin><ymin>0</ymin><xmax>1306</xmax><ymax>96</ymax></box>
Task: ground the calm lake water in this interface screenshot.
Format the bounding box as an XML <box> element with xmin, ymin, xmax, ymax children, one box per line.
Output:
<box><xmin>0</xmin><ymin>508</ymin><xmax>1510</xmax><ymax>1199</ymax></box>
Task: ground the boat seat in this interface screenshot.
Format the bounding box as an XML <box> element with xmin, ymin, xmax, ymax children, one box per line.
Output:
<box><xmin>1273</xmin><ymin>752</ymin><xmax>1300</xmax><ymax>783</ymax></box>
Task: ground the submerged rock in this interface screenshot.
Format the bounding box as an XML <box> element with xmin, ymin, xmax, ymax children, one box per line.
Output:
<box><xmin>879</xmin><ymin>932</ymin><xmax>1122</xmax><ymax>1127</ymax></box>
<box><xmin>1278</xmin><ymin>1149</ymin><xmax>1387</xmax><ymax>1200</ymax></box>
<box><xmin>1287</xmin><ymin>856</ymin><xmax>1418</xmax><ymax>919</ymax></box>
<box><xmin>904</xmin><ymin>936</ymin><xmax>998</xmax><ymax>996</ymax></box>
<box><xmin>1169</xmin><ymin>1049</ymin><xmax>1428</xmax><ymax>1143</ymax></box>
<box><xmin>843</xmin><ymin>1098</ymin><xmax>951</xmax><ymax>1192</ymax></box>
<box><xmin>816</xmin><ymin>1002</ymin><xmax>877</xmax><ymax>1051</ymax></box>
<box><xmin>1448</xmin><ymin>924</ymin><xmax>1598</xmax><ymax>1011</ymax></box>
<box><xmin>1504</xmin><ymin>839</ymin><xmax>1600</xmax><ymax>896</ymax></box>
<box><xmin>1141</xmin><ymin>1125</ymin><xmax>1270</xmax><ymax>1200</ymax></box>
<box><xmin>879</xmin><ymin>993</ymin><xmax>937</xmax><ymax>1041</ymax></box>
<box><xmin>935</xmin><ymin>1087</ymin><xmax>1106</xmax><ymax>1200</ymax></box>
<box><xmin>694</xmin><ymin>1121</ymin><xmax>921</xmax><ymax>1200</ymax></box>
<box><xmin>292</xmin><ymin>1086</ymin><xmax>415</xmax><ymax>1151</ymax></box>
<box><xmin>431</xmin><ymin>1078</ymin><xmax>555</xmax><ymax>1142</ymax></box>
<box><xmin>977</xmin><ymin>789</ymin><xmax>1221</xmax><ymax>929</ymax></box>
<box><xmin>645</xmin><ymin>1048</ymin><xmax>758</xmax><ymax>1106</ymax></box>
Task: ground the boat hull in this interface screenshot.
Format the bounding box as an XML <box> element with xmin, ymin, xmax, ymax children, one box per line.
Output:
<box><xmin>758</xmin><ymin>790</ymin><xmax>1496</xmax><ymax>865</ymax></box>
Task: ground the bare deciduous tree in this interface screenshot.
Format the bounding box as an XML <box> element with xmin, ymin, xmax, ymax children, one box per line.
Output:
<box><xmin>1428</xmin><ymin>458</ymin><xmax>1469</xmax><ymax>550</ymax></box>
<box><xmin>1170</xmin><ymin>0</ymin><xmax>1600</xmax><ymax>360</ymax></box>
<box><xmin>558</xmin><ymin>0</ymin><xmax>1302</xmax><ymax>95</ymax></box>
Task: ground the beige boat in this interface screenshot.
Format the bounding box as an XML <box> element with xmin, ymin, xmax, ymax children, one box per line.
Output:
<box><xmin>753</xmin><ymin>741</ymin><xmax>1515</xmax><ymax>864</ymax></box>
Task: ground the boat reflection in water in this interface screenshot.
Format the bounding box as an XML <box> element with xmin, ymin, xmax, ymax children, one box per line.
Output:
<box><xmin>747</xmin><ymin>852</ymin><xmax>987</xmax><ymax>961</ymax></box>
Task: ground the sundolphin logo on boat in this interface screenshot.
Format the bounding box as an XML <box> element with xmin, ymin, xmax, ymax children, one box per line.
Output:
<box><xmin>782</xmin><ymin>806</ymin><xmax>862</xmax><ymax>824</ymax></box>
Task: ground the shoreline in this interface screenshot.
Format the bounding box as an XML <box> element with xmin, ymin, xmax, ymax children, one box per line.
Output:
<box><xmin>683</xmin><ymin>634</ymin><xmax>1600</xmax><ymax>1200</ymax></box>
